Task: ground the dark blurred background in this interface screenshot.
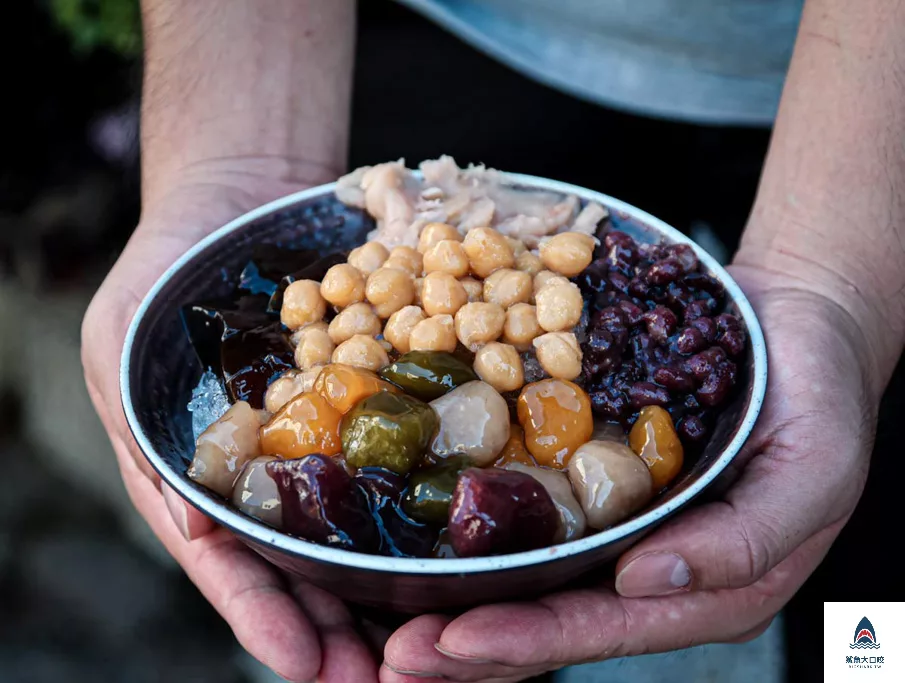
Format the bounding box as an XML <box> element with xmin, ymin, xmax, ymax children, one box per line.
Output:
<box><xmin>1</xmin><ymin>2</ymin><xmax>901</xmax><ymax>682</ymax></box>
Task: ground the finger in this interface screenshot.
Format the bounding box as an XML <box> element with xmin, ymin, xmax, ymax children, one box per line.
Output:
<box><xmin>383</xmin><ymin>615</ymin><xmax>549</xmax><ymax>682</ymax></box>
<box><xmin>723</xmin><ymin>616</ymin><xmax>776</xmax><ymax>644</ymax></box>
<box><xmin>110</xmin><ymin>426</ymin><xmax>214</xmax><ymax>542</ymax></box>
<box><xmin>161</xmin><ymin>482</ymin><xmax>217</xmax><ymax>541</ymax></box>
<box><xmin>288</xmin><ymin>579</ymin><xmax>380</xmax><ymax>683</ymax></box>
<box><xmin>430</xmin><ymin>530</ymin><xmax>830</xmax><ymax>668</ymax></box>
<box><xmin>82</xmin><ymin>216</ymin><xmax>230</xmax><ymax>483</ymax></box>
<box><xmin>380</xmin><ymin>664</ymin><xmax>537</xmax><ymax>683</ymax></box>
<box><xmin>85</xmin><ymin>356</ymin><xmax>159</xmax><ymax>484</ymax></box>
<box><xmin>358</xmin><ymin>615</ymin><xmax>395</xmax><ymax>662</ymax></box>
<box><xmin>118</xmin><ymin>444</ymin><xmax>322</xmax><ymax>682</ymax></box>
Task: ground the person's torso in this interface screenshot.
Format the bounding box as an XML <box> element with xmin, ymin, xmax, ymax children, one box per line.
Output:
<box><xmin>396</xmin><ymin>0</ymin><xmax>805</xmax><ymax>125</ymax></box>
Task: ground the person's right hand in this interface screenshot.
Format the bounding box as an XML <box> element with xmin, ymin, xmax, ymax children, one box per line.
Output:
<box><xmin>81</xmin><ymin>166</ymin><xmax>382</xmax><ymax>683</ymax></box>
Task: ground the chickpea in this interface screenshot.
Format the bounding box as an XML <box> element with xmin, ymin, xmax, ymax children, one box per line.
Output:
<box><xmin>506</xmin><ymin>237</ymin><xmax>528</xmax><ymax>257</ymax></box>
<box><xmin>331</xmin><ymin>334</ymin><xmax>389</xmax><ymax>371</ymax></box>
<box><xmin>365</xmin><ymin>267</ymin><xmax>415</xmax><ymax>318</ymax></box>
<box><xmin>409</xmin><ymin>314</ymin><xmax>457</xmax><ymax>352</ymax></box>
<box><xmin>533</xmin><ymin>270</ymin><xmax>570</xmax><ymax>295</ymax></box>
<box><xmin>539</xmin><ymin>232</ymin><xmax>596</xmax><ymax>277</ymax></box>
<box><xmin>422</xmin><ymin>240</ymin><xmax>470</xmax><ymax>278</ymax></box>
<box><xmin>483</xmin><ymin>268</ymin><xmax>532</xmax><ymax>308</ymax></box>
<box><xmin>533</xmin><ymin>332</ymin><xmax>582</xmax><ymax>380</ymax></box>
<box><xmin>421</xmin><ymin>271</ymin><xmax>468</xmax><ymax>317</ymax></box>
<box><xmin>454</xmin><ymin>302</ymin><xmax>506</xmax><ymax>350</ymax></box>
<box><xmin>413</xmin><ymin>277</ymin><xmax>425</xmax><ymax>306</ymax></box>
<box><xmin>474</xmin><ymin>342</ymin><xmax>524</xmax><ymax>392</ymax></box>
<box><xmin>264</xmin><ymin>368</ymin><xmax>322</xmax><ymax>413</ymax></box>
<box><xmin>280</xmin><ymin>280</ymin><xmax>326</xmax><ymax>330</ymax></box>
<box><xmin>264</xmin><ymin>371</ymin><xmax>303</xmax><ymax>413</ymax></box>
<box><xmin>503</xmin><ymin>303</ymin><xmax>542</xmax><ymax>351</ymax></box>
<box><xmin>384</xmin><ymin>246</ymin><xmax>423</xmax><ymax>278</ymax></box>
<box><xmin>516</xmin><ymin>251</ymin><xmax>544</xmax><ymax>277</ymax></box>
<box><xmin>320</xmin><ymin>263</ymin><xmax>365</xmax><ymax>308</ymax></box>
<box><xmin>535</xmin><ymin>281</ymin><xmax>583</xmax><ymax>332</ymax></box>
<box><xmin>418</xmin><ymin>222</ymin><xmax>462</xmax><ymax>253</ymax></box>
<box><xmin>459</xmin><ymin>276</ymin><xmax>484</xmax><ymax>303</ymax></box>
<box><xmin>462</xmin><ymin>227</ymin><xmax>515</xmax><ymax>278</ymax></box>
<box><xmin>384</xmin><ymin>305</ymin><xmax>426</xmax><ymax>354</ymax></box>
<box><xmin>294</xmin><ymin>327</ymin><xmax>335</xmax><ymax>369</ymax></box>
<box><xmin>327</xmin><ymin>302</ymin><xmax>382</xmax><ymax>344</ymax></box>
<box><xmin>290</xmin><ymin>321</ymin><xmax>328</xmax><ymax>347</ymax></box>
<box><xmin>347</xmin><ymin>241</ymin><xmax>389</xmax><ymax>276</ymax></box>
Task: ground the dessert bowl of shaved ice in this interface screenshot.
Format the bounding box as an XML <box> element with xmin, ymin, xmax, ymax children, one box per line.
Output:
<box><xmin>120</xmin><ymin>157</ymin><xmax>766</xmax><ymax>612</ymax></box>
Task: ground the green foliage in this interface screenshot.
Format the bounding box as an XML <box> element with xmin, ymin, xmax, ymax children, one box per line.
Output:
<box><xmin>49</xmin><ymin>0</ymin><xmax>142</xmax><ymax>57</ymax></box>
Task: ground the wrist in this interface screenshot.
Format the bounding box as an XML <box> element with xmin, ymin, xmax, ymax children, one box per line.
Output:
<box><xmin>135</xmin><ymin>156</ymin><xmax>339</xmax><ymax>256</ymax></box>
<box><xmin>139</xmin><ymin>0</ymin><xmax>354</xmax><ymax>208</ymax></box>
<box><xmin>141</xmin><ymin>154</ymin><xmax>341</xmax><ymax>217</ymax></box>
<box><xmin>732</xmin><ymin>237</ymin><xmax>903</xmax><ymax>399</ymax></box>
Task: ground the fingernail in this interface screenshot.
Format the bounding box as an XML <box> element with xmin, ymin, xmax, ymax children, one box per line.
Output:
<box><xmin>616</xmin><ymin>552</ymin><xmax>691</xmax><ymax>597</ymax></box>
<box><xmin>434</xmin><ymin>643</ymin><xmax>497</xmax><ymax>665</ymax></box>
<box><xmin>162</xmin><ymin>483</ymin><xmax>192</xmax><ymax>541</ymax></box>
<box><xmin>382</xmin><ymin>662</ymin><xmax>448</xmax><ymax>679</ymax></box>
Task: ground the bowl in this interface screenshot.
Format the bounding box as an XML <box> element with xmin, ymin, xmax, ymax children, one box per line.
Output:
<box><xmin>120</xmin><ymin>173</ymin><xmax>767</xmax><ymax>613</ymax></box>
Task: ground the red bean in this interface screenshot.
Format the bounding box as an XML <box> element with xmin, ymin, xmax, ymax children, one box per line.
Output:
<box><xmin>666</xmin><ymin>244</ymin><xmax>698</xmax><ymax>272</ymax></box>
<box><xmin>666</xmin><ymin>282</ymin><xmax>695</xmax><ymax>310</ymax></box>
<box><xmin>609</xmin><ymin>272</ymin><xmax>631</xmax><ymax>293</ymax></box>
<box><xmin>696</xmin><ymin>365</ymin><xmax>734</xmax><ymax>407</ymax></box>
<box><xmin>590</xmin><ymin>386</ymin><xmax>629</xmax><ymax>418</ymax></box>
<box><xmin>683</xmin><ymin>298</ymin><xmax>717</xmax><ymax>322</ymax></box>
<box><xmin>676</xmin><ymin>326</ymin><xmax>707</xmax><ymax>354</ymax></box>
<box><xmin>628</xmin><ymin>381</ymin><xmax>671</xmax><ymax>408</ymax></box>
<box><xmin>646</xmin><ymin>257</ymin><xmax>683</xmax><ymax>285</ymax></box>
<box><xmin>718</xmin><ymin>329</ymin><xmax>747</xmax><ymax>356</ymax></box>
<box><xmin>616</xmin><ymin>300</ymin><xmax>645</xmax><ymax>326</ymax></box>
<box><xmin>653</xmin><ymin>366</ymin><xmax>695</xmax><ymax>393</ymax></box>
<box><xmin>604</xmin><ymin>231</ymin><xmax>635</xmax><ymax>251</ymax></box>
<box><xmin>683</xmin><ymin>346</ymin><xmax>727</xmax><ymax>380</ymax></box>
<box><xmin>690</xmin><ymin>316</ymin><xmax>717</xmax><ymax>341</ymax></box>
<box><xmin>678</xmin><ymin>414</ymin><xmax>707</xmax><ymax>441</ymax></box>
<box><xmin>643</xmin><ymin>306</ymin><xmax>678</xmax><ymax>342</ymax></box>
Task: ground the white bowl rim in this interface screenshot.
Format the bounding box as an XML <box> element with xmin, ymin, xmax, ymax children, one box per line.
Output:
<box><xmin>121</xmin><ymin>172</ymin><xmax>767</xmax><ymax>575</ymax></box>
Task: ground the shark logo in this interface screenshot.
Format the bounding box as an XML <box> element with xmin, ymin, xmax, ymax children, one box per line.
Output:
<box><xmin>850</xmin><ymin>616</ymin><xmax>881</xmax><ymax>650</ymax></box>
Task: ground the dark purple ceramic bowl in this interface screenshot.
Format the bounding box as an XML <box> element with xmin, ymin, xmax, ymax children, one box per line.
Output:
<box><xmin>120</xmin><ymin>174</ymin><xmax>766</xmax><ymax>613</ymax></box>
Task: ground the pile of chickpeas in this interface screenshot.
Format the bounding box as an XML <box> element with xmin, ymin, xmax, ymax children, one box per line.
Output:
<box><xmin>279</xmin><ymin>223</ymin><xmax>597</xmax><ymax>393</ymax></box>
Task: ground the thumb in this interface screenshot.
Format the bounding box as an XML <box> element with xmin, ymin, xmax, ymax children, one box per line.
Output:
<box><xmin>614</xmin><ymin>441</ymin><xmax>855</xmax><ymax>597</ymax></box>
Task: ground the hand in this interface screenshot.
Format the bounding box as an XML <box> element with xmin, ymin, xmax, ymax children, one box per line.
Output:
<box><xmin>81</xmin><ymin>165</ymin><xmax>383</xmax><ymax>683</ymax></box>
<box><xmin>380</xmin><ymin>264</ymin><xmax>879</xmax><ymax>682</ymax></box>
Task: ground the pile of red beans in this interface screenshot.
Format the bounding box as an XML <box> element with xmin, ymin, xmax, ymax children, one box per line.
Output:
<box><xmin>577</xmin><ymin>230</ymin><xmax>746</xmax><ymax>444</ymax></box>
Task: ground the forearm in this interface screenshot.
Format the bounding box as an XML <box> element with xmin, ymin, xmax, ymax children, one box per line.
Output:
<box><xmin>140</xmin><ymin>0</ymin><xmax>355</xmax><ymax>208</ymax></box>
<box><xmin>735</xmin><ymin>0</ymin><xmax>905</xmax><ymax>390</ymax></box>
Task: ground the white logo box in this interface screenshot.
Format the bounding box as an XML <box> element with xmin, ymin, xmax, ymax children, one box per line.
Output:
<box><xmin>824</xmin><ymin>602</ymin><xmax>905</xmax><ymax>682</ymax></box>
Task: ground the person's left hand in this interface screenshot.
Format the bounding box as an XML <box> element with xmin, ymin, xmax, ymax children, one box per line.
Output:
<box><xmin>377</xmin><ymin>262</ymin><xmax>880</xmax><ymax>682</ymax></box>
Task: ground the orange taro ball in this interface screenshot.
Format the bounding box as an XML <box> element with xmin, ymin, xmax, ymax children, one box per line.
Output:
<box><xmin>314</xmin><ymin>363</ymin><xmax>399</xmax><ymax>414</ymax></box>
<box><xmin>259</xmin><ymin>391</ymin><xmax>342</xmax><ymax>458</ymax></box>
<box><xmin>629</xmin><ymin>405</ymin><xmax>684</xmax><ymax>491</ymax></box>
<box><xmin>517</xmin><ymin>379</ymin><xmax>593</xmax><ymax>469</ymax></box>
